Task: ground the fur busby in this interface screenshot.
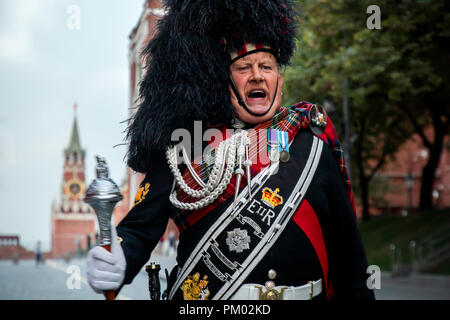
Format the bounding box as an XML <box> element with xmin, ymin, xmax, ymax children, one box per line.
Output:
<box><xmin>126</xmin><ymin>0</ymin><xmax>297</xmax><ymax>173</ymax></box>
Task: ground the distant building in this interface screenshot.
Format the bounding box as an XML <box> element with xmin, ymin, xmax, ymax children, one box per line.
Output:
<box><xmin>49</xmin><ymin>104</ymin><xmax>96</xmax><ymax>258</ymax></box>
<box><xmin>113</xmin><ymin>0</ymin><xmax>164</xmax><ymax>225</ymax></box>
<box><xmin>125</xmin><ymin>0</ymin><xmax>165</xmax><ymax>212</ymax></box>
<box><xmin>0</xmin><ymin>235</ymin><xmax>35</xmax><ymax>260</ymax></box>
<box><xmin>370</xmin><ymin>127</ymin><xmax>449</xmax><ymax>214</ymax></box>
<box><xmin>114</xmin><ymin>0</ymin><xmax>178</xmax><ymax>245</ymax></box>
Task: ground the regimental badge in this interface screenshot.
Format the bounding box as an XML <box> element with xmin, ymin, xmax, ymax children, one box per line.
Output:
<box><xmin>180</xmin><ymin>272</ymin><xmax>210</xmax><ymax>300</ymax></box>
<box><xmin>309</xmin><ymin>104</ymin><xmax>328</xmax><ymax>136</ymax></box>
<box><xmin>226</xmin><ymin>228</ymin><xmax>251</xmax><ymax>253</ymax></box>
<box><xmin>261</xmin><ymin>187</ymin><xmax>283</xmax><ymax>208</ymax></box>
<box><xmin>133</xmin><ymin>182</ymin><xmax>150</xmax><ymax>207</ymax></box>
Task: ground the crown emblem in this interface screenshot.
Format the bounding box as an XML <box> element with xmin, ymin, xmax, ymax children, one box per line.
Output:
<box><xmin>261</xmin><ymin>187</ymin><xmax>283</xmax><ymax>208</ymax></box>
<box><xmin>180</xmin><ymin>272</ymin><xmax>210</xmax><ymax>300</ymax></box>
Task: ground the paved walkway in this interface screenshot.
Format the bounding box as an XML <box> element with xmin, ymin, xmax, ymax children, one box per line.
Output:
<box><xmin>0</xmin><ymin>254</ymin><xmax>177</xmax><ymax>300</ymax></box>
<box><xmin>375</xmin><ymin>272</ymin><xmax>450</xmax><ymax>300</ymax></box>
<box><xmin>1</xmin><ymin>256</ymin><xmax>449</xmax><ymax>300</ymax></box>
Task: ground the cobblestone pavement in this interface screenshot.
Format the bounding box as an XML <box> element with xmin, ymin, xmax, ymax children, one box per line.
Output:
<box><xmin>1</xmin><ymin>257</ymin><xmax>449</xmax><ymax>300</ymax></box>
<box><xmin>0</xmin><ymin>254</ymin><xmax>177</xmax><ymax>300</ymax></box>
<box><xmin>375</xmin><ymin>272</ymin><xmax>450</xmax><ymax>300</ymax></box>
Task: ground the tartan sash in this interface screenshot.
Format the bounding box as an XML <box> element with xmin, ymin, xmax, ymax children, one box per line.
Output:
<box><xmin>172</xmin><ymin>102</ymin><xmax>356</xmax><ymax>231</ymax></box>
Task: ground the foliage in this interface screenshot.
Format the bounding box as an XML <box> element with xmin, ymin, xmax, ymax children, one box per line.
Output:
<box><xmin>368</xmin><ymin>174</ymin><xmax>398</xmax><ymax>209</ymax></box>
<box><xmin>283</xmin><ymin>0</ymin><xmax>450</xmax><ymax>215</ymax></box>
<box><xmin>359</xmin><ymin>208</ymin><xmax>450</xmax><ymax>274</ymax></box>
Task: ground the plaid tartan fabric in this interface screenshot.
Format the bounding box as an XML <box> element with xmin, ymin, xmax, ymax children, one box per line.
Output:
<box><xmin>291</xmin><ymin>102</ymin><xmax>357</xmax><ymax>217</ymax></box>
<box><xmin>172</xmin><ymin>101</ymin><xmax>356</xmax><ymax>230</ymax></box>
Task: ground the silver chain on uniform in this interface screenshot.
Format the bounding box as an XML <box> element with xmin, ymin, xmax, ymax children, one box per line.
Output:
<box><xmin>166</xmin><ymin>131</ymin><xmax>251</xmax><ymax>211</ymax></box>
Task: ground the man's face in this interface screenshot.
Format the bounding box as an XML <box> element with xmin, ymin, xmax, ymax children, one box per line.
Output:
<box><xmin>229</xmin><ymin>51</ymin><xmax>283</xmax><ymax>124</ymax></box>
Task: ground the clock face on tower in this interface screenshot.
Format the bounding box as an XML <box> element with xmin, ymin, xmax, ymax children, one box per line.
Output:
<box><xmin>64</xmin><ymin>179</ymin><xmax>85</xmax><ymax>200</ymax></box>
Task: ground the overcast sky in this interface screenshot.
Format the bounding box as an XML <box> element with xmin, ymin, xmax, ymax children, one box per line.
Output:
<box><xmin>0</xmin><ymin>0</ymin><xmax>145</xmax><ymax>251</ymax></box>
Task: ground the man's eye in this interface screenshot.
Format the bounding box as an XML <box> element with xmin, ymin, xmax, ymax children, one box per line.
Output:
<box><xmin>262</xmin><ymin>65</ymin><xmax>272</xmax><ymax>70</ymax></box>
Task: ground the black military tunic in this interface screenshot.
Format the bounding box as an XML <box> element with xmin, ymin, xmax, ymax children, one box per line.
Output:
<box><xmin>117</xmin><ymin>129</ymin><xmax>375</xmax><ymax>300</ymax></box>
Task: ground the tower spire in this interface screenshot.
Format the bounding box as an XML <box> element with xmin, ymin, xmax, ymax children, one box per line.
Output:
<box><xmin>51</xmin><ymin>101</ymin><xmax>93</xmax><ymax>259</ymax></box>
<box><xmin>67</xmin><ymin>102</ymin><xmax>83</xmax><ymax>154</ymax></box>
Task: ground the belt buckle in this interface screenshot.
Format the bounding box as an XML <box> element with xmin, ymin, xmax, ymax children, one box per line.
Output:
<box><xmin>256</xmin><ymin>285</ymin><xmax>287</xmax><ymax>300</ymax></box>
<box><xmin>308</xmin><ymin>281</ymin><xmax>314</xmax><ymax>300</ymax></box>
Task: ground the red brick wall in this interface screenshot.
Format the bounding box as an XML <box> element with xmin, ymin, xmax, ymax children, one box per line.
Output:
<box><xmin>113</xmin><ymin>183</ymin><xmax>131</xmax><ymax>226</ymax></box>
<box><xmin>120</xmin><ymin>0</ymin><xmax>179</xmax><ymax>242</ymax></box>
<box><xmin>0</xmin><ymin>245</ymin><xmax>35</xmax><ymax>260</ymax></box>
<box><xmin>375</xmin><ymin>127</ymin><xmax>450</xmax><ymax>212</ymax></box>
<box><xmin>0</xmin><ymin>236</ymin><xmax>35</xmax><ymax>260</ymax></box>
<box><xmin>50</xmin><ymin>218</ymin><xmax>95</xmax><ymax>258</ymax></box>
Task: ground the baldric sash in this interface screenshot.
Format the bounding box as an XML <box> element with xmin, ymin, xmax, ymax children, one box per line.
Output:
<box><xmin>169</xmin><ymin>135</ymin><xmax>324</xmax><ymax>300</ymax></box>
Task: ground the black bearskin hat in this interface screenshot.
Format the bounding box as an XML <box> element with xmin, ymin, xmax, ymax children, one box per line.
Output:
<box><xmin>126</xmin><ymin>0</ymin><xmax>297</xmax><ymax>173</ymax></box>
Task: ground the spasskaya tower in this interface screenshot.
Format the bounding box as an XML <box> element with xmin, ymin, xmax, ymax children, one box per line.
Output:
<box><xmin>50</xmin><ymin>103</ymin><xmax>96</xmax><ymax>258</ymax></box>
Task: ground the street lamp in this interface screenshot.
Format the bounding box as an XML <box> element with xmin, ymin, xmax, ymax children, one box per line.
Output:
<box><xmin>405</xmin><ymin>171</ymin><xmax>413</xmax><ymax>214</ymax></box>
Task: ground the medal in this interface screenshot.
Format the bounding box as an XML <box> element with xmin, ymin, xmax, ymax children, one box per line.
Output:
<box><xmin>279</xmin><ymin>131</ymin><xmax>290</xmax><ymax>163</ymax></box>
<box><xmin>280</xmin><ymin>150</ymin><xmax>290</xmax><ymax>162</ymax></box>
<box><xmin>268</xmin><ymin>129</ymin><xmax>290</xmax><ymax>163</ymax></box>
<box><xmin>269</xmin><ymin>142</ymin><xmax>280</xmax><ymax>162</ymax></box>
<box><xmin>268</xmin><ymin>129</ymin><xmax>280</xmax><ymax>163</ymax></box>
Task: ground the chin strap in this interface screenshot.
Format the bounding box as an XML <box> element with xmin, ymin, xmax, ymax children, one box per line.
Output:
<box><xmin>228</xmin><ymin>72</ymin><xmax>279</xmax><ymax>118</ymax></box>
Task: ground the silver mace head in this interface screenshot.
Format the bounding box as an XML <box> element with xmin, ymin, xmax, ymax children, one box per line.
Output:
<box><xmin>84</xmin><ymin>155</ymin><xmax>123</xmax><ymax>247</ymax></box>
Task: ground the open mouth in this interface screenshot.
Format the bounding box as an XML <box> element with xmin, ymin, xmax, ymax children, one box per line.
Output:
<box><xmin>247</xmin><ymin>89</ymin><xmax>267</xmax><ymax>99</ymax></box>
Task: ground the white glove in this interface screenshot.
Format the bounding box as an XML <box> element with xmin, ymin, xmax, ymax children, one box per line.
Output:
<box><xmin>87</xmin><ymin>227</ymin><xmax>126</xmax><ymax>294</ymax></box>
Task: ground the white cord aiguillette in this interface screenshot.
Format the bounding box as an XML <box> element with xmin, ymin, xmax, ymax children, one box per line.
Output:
<box><xmin>166</xmin><ymin>131</ymin><xmax>251</xmax><ymax>211</ymax></box>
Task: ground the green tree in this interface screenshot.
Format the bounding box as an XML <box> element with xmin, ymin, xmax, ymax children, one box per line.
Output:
<box><xmin>380</xmin><ymin>0</ymin><xmax>450</xmax><ymax>209</ymax></box>
<box><xmin>283</xmin><ymin>0</ymin><xmax>449</xmax><ymax>219</ymax></box>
